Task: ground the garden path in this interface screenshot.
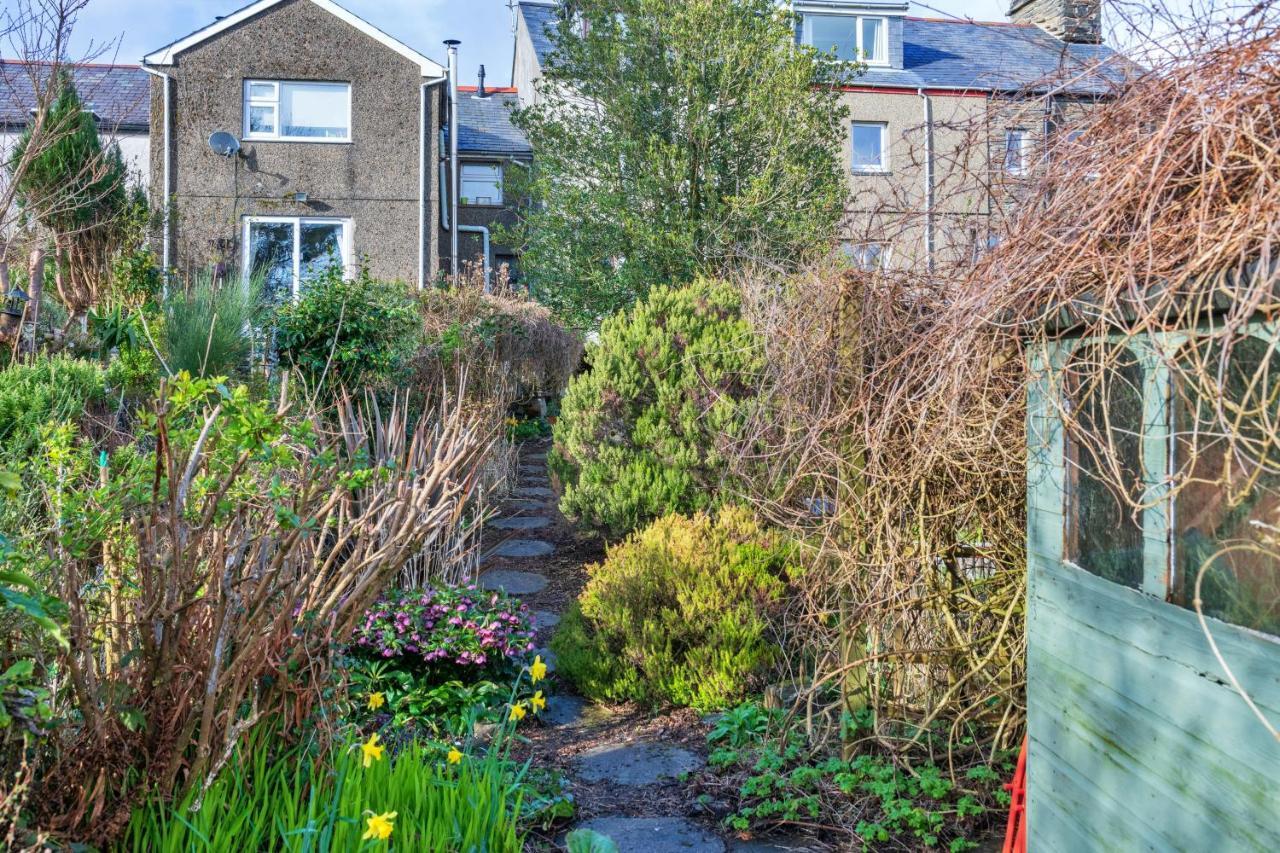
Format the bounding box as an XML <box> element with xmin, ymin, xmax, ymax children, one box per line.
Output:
<box><xmin>477</xmin><ymin>441</ymin><xmax>821</xmax><ymax>853</ymax></box>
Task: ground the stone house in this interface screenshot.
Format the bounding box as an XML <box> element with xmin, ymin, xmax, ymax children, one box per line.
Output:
<box><xmin>139</xmin><ymin>0</ymin><xmax>529</xmax><ymax>292</ymax></box>
<box><xmin>512</xmin><ymin>0</ymin><xmax>1130</xmax><ymax>273</ymax></box>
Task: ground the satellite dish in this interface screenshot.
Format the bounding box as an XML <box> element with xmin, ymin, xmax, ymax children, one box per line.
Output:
<box><xmin>208</xmin><ymin>131</ymin><xmax>241</xmax><ymax>157</ymax></box>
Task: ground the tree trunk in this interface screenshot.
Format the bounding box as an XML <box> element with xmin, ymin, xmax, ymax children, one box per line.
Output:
<box><xmin>28</xmin><ymin>246</ymin><xmax>45</xmax><ymax>350</ymax></box>
<box><xmin>0</xmin><ymin>239</ymin><xmax>10</xmax><ymax>294</ymax></box>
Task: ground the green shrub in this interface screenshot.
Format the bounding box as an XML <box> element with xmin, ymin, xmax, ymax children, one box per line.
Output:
<box><xmin>551</xmin><ymin>279</ymin><xmax>762</xmax><ymax>537</ymax></box>
<box><xmin>276</xmin><ymin>266</ymin><xmax>420</xmax><ymax>393</ymax></box>
<box><xmin>552</xmin><ymin>507</ymin><xmax>790</xmax><ymax>711</ymax></box>
<box><xmin>162</xmin><ymin>273</ymin><xmax>262</xmax><ymax>378</ymax></box>
<box><xmin>0</xmin><ymin>355</ymin><xmax>106</xmax><ymax>460</ymax></box>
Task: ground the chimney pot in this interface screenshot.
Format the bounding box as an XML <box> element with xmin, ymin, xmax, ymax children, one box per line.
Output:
<box><xmin>478</xmin><ymin>65</ymin><xmax>487</xmax><ymax>97</ymax></box>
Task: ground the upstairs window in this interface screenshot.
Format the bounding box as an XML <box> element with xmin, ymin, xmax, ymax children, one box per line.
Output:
<box><xmin>851</xmin><ymin>121</ymin><xmax>888</xmax><ymax>173</ymax></box>
<box><xmin>802</xmin><ymin>14</ymin><xmax>888</xmax><ymax>65</ymax></box>
<box><xmin>244</xmin><ymin>80</ymin><xmax>351</xmax><ymax>142</ymax></box>
<box><xmin>460</xmin><ymin>163</ymin><xmax>504</xmax><ymax>205</ymax></box>
<box><xmin>1004</xmin><ymin>128</ymin><xmax>1032</xmax><ymax>176</ymax></box>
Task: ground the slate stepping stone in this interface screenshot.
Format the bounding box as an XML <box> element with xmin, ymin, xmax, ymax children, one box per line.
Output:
<box><xmin>514</xmin><ymin>486</ymin><xmax>554</xmax><ymax>498</ymax></box>
<box><xmin>531</xmin><ymin>610</ymin><xmax>561</xmax><ymax>630</ymax></box>
<box><xmin>519</xmin><ymin>465</ymin><xmax>545</xmax><ymax>475</ymax></box>
<box><xmin>539</xmin><ymin>695</ymin><xmax>586</xmax><ymax>728</ymax></box>
<box><xmin>490</xmin><ymin>516</ymin><xmax>552</xmax><ymax>531</ymax></box>
<box><xmin>525</xmin><ymin>453</ymin><xmax>548</xmax><ymax>463</ymax></box>
<box><xmin>490</xmin><ymin>539</ymin><xmax>554</xmax><ymax>559</ymax></box>
<box><xmin>503</xmin><ymin>499</ymin><xmax>548</xmax><ymax>512</ymax></box>
<box><xmin>728</xmin><ymin>839</ymin><xmax>821</xmax><ymax>852</ymax></box>
<box><xmin>533</xmin><ymin>647</ymin><xmax>557</xmax><ymax>673</ymax></box>
<box><xmin>478</xmin><ymin>569</ymin><xmax>548</xmax><ymax>595</ymax></box>
<box><xmin>571</xmin><ymin>817</ymin><xmax>724</xmax><ymax>853</ymax></box>
<box><xmin>574</xmin><ymin>741</ymin><xmax>704</xmax><ymax>786</ymax></box>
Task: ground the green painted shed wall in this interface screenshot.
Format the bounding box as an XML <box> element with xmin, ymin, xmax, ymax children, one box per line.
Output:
<box><xmin>1025</xmin><ymin>341</ymin><xmax>1280</xmax><ymax>852</ymax></box>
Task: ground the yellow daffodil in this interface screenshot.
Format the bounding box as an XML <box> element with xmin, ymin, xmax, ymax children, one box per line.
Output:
<box><xmin>361</xmin><ymin>732</ymin><xmax>385</xmax><ymax>768</ymax></box>
<box><xmin>447</xmin><ymin>747</ymin><xmax>464</xmax><ymax>764</ymax></box>
<box><xmin>530</xmin><ymin>690</ymin><xmax>547</xmax><ymax>714</ymax></box>
<box><xmin>362</xmin><ymin>811</ymin><xmax>397</xmax><ymax>841</ymax></box>
<box><xmin>367</xmin><ymin>691</ymin><xmax>386</xmax><ymax>711</ymax></box>
<box><xmin>530</xmin><ymin>655</ymin><xmax>548</xmax><ymax>684</ymax></box>
<box><xmin>509</xmin><ymin>702</ymin><xmax>528</xmax><ymax>722</ymax></box>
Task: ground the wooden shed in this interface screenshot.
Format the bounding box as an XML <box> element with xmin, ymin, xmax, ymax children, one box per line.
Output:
<box><xmin>1024</xmin><ymin>305</ymin><xmax>1280</xmax><ymax>850</ymax></box>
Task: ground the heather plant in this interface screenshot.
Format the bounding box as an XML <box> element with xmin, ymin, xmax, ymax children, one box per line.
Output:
<box><xmin>552</xmin><ymin>507</ymin><xmax>791</xmax><ymax>711</ymax></box>
<box><xmin>551</xmin><ymin>279</ymin><xmax>763</xmax><ymax>537</ymax></box>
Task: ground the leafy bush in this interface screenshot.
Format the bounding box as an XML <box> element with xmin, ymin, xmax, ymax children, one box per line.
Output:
<box><xmin>551</xmin><ymin>279</ymin><xmax>762</xmax><ymax>537</ymax></box>
<box><xmin>162</xmin><ymin>273</ymin><xmax>262</xmax><ymax>378</ymax></box>
<box><xmin>552</xmin><ymin>507</ymin><xmax>790</xmax><ymax>710</ymax></box>
<box><xmin>276</xmin><ymin>266</ymin><xmax>420</xmax><ymax>393</ymax></box>
<box><xmin>0</xmin><ymin>355</ymin><xmax>106</xmax><ymax>460</ymax></box>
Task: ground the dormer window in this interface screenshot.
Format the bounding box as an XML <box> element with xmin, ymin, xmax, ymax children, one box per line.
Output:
<box><xmin>801</xmin><ymin>14</ymin><xmax>888</xmax><ymax>65</ymax></box>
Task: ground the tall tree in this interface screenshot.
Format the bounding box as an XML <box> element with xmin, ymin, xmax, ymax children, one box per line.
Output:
<box><xmin>511</xmin><ymin>0</ymin><xmax>853</xmax><ymax>327</ymax></box>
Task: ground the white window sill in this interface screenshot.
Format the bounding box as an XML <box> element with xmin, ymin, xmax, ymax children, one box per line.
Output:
<box><xmin>243</xmin><ymin>137</ymin><xmax>354</xmax><ymax>145</ymax></box>
<box><xmin>852</xmin><ymin>168</ymin><xmax>891</xmax><ymax>175</ymax></box>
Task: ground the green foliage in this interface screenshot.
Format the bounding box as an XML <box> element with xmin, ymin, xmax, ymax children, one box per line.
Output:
<box><xmin>120</xmin><ymin>726</ymin><xmax>528</xmax><ymax>852</ymax></box>
<box><xmin>89</xmin><ymin>303</ymin><xmax>139</xmax><ymax>354</ymax></box>
<box><xmin>566</xmin><ymin>828</ymin><xmax>620</xmax><ymax>853</ymax></box>
<box><xmin>507</xmin><ymin>416</ymin><xmax>552</xmax><ymax>442</ymax></box>
<box><xmin>552</xmin><ymin>279</ymin><xmax>763</xmax><ymax>537</ymax></box>
<box><xmin>509</xmin><ymin>0</ymin><xmax>851</xmax><ymax>326</ymax></box>
<box><xmin>0</xmin><ymin>355</ymin><xmax>106</xmax><ymax>461</ymax></box>
<box><xmin>162</xmin><ymin>273</ymin><xmax>263</xmax><ymax>378</ymax></box>
<box><xmin>12</xmin><ymin>74</ymin><xmax>127</xmax><ymax>232</ymax></box>
<box><xmin>707</xmin><ymin>701</ymin><xmax>1012</xmax><ymax>850</ymax></box>
<box><xmin>276</xmin><ymin>266</ymin><xmax>420</xmax><ymax>393</ymax></box>
<box><xmin>552</xmin><ymin>507</ymin><xmax>790</xmax><ymax>711</ymax></box>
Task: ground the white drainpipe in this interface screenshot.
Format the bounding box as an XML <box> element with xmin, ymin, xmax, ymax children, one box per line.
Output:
<box><xmin>445</xmin><ymin>40</ymin><xmax>461</xmax><ymax>279</ymax></box>
<box><xmin>141</xmin><ymin>65</ymin><xmax>173</xmax><ymax>274</ymax></box>
<box><xmin>459</xmin><ymin>224</ymin><xmax>491</xmax><ymax>292</ymax></box>
<box><xmin>419</xmin><ymin>77</ymin><xmax>446</xmax><ymax>289</ymax></box>
<box><xmin>918</xmin><ymin>87</ymin><xmax>935</xmax><ymax>272</ymax></box>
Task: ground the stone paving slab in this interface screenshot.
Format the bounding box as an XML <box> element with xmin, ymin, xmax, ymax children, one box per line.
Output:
<box><xmin>574</xmin><ymin>741</ymin><xmax>704</xmax><ymax>786</ymax></box>
<box><xmin>571</xmin><ymin>818</ymin><xmax>725</xmax><ymax>853</ymax></box>
<box><xmin>478</xmin><ymin>569</ymin><xmax>548</xmax><ymax>595</ymax></box>
<box><xmin>490</xmin><ymin>539</ymin><xmax>555</xmax><ymax>559</ymax></box>
<box><xmin>503</xmin><ymin>499</ymin><xmax>549</xmax><ymax>512</ymax></box>
<box><xmin>490</xmin><ymin>516</ymin><xmax>552</xmax><ymax>531</ymax></box>
<box><xmin>533</xmin><ymin>647</ymin><xmax>557</xmax><ymax>673</ymax></box>
<box><xmin>513</xmin><ymin>486</ymin><xmax>554</xmax><ymax>498</ymax></box>
<box><xmin>539</xmin><ymin>695</ymin><xmax>586</xmax><ymax>727</ymax></box>
<box><xmin>531</xmin><ymin>610</ymin><xmax>561</xmax><ymax>630</ymax></box>
<box><xmin>728</xmin><ymin>839</ymin><xmax>822</xmax><ymax>852</ymax></box>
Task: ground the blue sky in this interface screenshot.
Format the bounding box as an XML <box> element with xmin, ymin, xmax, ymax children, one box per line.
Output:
<box><xmin>64</xmin><ymin>0</ymin><xmax>1016</xmax><ymax>85</ymax></box>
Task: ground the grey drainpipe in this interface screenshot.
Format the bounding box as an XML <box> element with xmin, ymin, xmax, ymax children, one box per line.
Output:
<box><xmin>141</xmin><ymin>65</ymin><xmax>173</xmax><ymax>275</ymax></box>
<box><xmin>918</xmin><ymin>87</ymin><xmax>935</xmax><ymax>273</ymax></box>
<box><xmin>445</xmin><ymin>40</ymin><xmax>461</xmax><ymax>279</ymax></box>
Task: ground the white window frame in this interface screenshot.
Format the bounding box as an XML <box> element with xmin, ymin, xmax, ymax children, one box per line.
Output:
<box><xmin>460</xmin><ymin>162</ymin><xmax>504</xmax><ymax>206</ymax></box>
<box><xmin>1004</xmin><ymin>128</ymin><xmax>1033</xmax><ymax>177</ymax></box>
<box><xmin>242</xmin><ymin>216</ymin><xmax>354</xmax><ymax>298</ymax></box>
<box><xmin>851</xmin><ymin>121</ymin><xmax>889</xmax><ymax>174</ymax></box>
<box><xmin>243</xmin><ymin>80</ymin><xmax>353</xmax><ymax>143</ymax></box>
<box><xmin>801</xmin><ymin>14</ymin><xmax>889</xmax><ymax>66</ymax></box>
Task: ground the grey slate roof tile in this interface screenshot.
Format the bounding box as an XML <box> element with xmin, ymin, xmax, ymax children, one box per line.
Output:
<box><xmin>457</xmin><ymin>89</ymin><xmax>532</xmax><ymax>157</ymax></box>
<box><xmin>0</xmin><ymin>61</ymin><xmax>150</xmax><ymax>130</ymax></box>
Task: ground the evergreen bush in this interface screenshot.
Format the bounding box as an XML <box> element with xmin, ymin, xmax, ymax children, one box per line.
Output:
<box><xmin>551</xmin><ymin>279</ymin><xmax>762</xmax><ymax>537</ymax></box>
<box><xmin>551</xmin><ymin>507</ymin><xmax>791</xmax><ymax>711</ymax></box>
<box><xmin>0</xmin><ymin>355</ymin><xmax>106</xmax><ymax>460</ymax></box>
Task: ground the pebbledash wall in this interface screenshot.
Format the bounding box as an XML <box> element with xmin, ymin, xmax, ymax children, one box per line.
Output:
<box><xmin>148</xmin><ymin>0</ymin><xmax>444</xmax><ymax>283</ymax></box>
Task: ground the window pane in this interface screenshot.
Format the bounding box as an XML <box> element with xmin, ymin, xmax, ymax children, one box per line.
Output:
<box><xmin>805</xmin><ymin>15</ymin><xmax>858</xmax><ymax>61</ymax></box>
<box><xmin>299</xmin><ymin>222</ymin><xmax>345</xmax><ymax>286</ymax></box>
<box><xmin>248</xmin><ymin>82</ymin><xmax>276</xmax><ymax>100</ymax></box>
<box><xmin>1172</xmin><ymin>336</ymin><xmax>1280</xmax><ymax>634</ymax></box>
<box><xmin>249</xmin><ymin>105</ymin><xmax>276</xmax><ymax>135</ymax></box>
<box><xmin>861</xmin><ymin>18</ymin><xmax>884</xmax><ymax>62</ymax></box>
<box><xmin>1005</xmin><ymin>130</ymin><xmax>1028</xmax><ymax>175</ymax></box>
<box><xmin>248</xmin><ymin>222</ymin><xmax>295</xmax><ymax>302</ymax></box>
<box><xmin>1065</xmin><ymin>343</ymin><xmax>1147</xmax><ymax>588</ymax></box>
<box><xmin>852</xmin><ymin>123</ymin><xmax>885</xmax><ymax>171</ymax></box>
<box><xmin>281</xmin><ymin>82</ymin><xmax>349</xmax><ymax>139</ymax></box>
<box><xmin>461</xmin><ymin>164</ymin><xmax>503</xmax><ymax>205</ymax></box>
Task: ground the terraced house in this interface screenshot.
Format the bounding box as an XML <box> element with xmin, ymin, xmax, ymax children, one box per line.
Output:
<box><xmin>513</xmin><ymin>0</ymin><xmax>1129</xmax><ymax>273</ymax></box>
<box><xmin>139</xmin><ymin>0</ymin><xmax>529</xmax><ymax>291</ymax></box>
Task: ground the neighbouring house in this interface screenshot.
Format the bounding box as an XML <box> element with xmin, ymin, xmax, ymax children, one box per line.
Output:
<box><xmin>137</xmin><ymin>0</ymin><xmax>528</xmax><ymax>292</ymax></box>
<box><xmin>512</xmin><ymin>0</ymin><xmax>1130</xmax><ymax>273</ymax></box>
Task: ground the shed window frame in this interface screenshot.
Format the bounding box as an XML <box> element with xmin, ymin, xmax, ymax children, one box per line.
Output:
<box><xmin>243</xmin><ymin>79</ymin><xmax>353</xmax><ymax>143</ymax></box>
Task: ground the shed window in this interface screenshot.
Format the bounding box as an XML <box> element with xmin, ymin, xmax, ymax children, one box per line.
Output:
<box><xmin>244</xmin><ymin>80</ymin><xmax>351</xmax><ymax>142</ymax></box>
<box><xmin>802</xmin><ymin>14</ymin><xmax>888</xmax><ymax>64</ymax></box>
<box><xmin>461</xmin><ymin>163</ymin><xmax>504</xmax><ymax>205</ymax></box>
<box><xmin>1064</xmin><ymin>343</ymin><xmax>1147</xmax><ymax>589</ymax></box>
<box><xmin>852</xmin><ymin>122</ymin><xmax>888</xmax><ymax>173</ymax></box>
<box><xmin>1004</xmin><ymin>129</ymin><xmax>1032</xmax><ymax>176</ymax></box>
<box><xmin>1172</xmin><ymin>336</ymin><xmax>1280</xmax><ymax>634</ymax></box>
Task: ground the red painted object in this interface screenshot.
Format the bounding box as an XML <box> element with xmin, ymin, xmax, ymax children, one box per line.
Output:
<box><xmin>1001</xmin><ymin>738</ymin><xmax>1028</xmax><ymax>853</ymax></box>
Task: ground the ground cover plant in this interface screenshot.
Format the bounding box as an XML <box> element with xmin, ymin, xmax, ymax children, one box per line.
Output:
<box><xmin>553</xmin><ymin>507</ymin><xmax>791</xmax><ymax>711</ymax></box>
<box><xmin>551</xmin><ymin>279</ymin><xmax>763</xmax><ymax>537</ymax></box>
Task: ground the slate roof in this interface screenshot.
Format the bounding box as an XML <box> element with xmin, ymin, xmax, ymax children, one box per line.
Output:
<box><xmin>517</xmin><ymin>4</ymin><xmax>1131</xmax><ymax>95</ymax></box>
<box><xmin>457</xmin><ymin>88</ymin><xmax>532</xmax><ymax>158</ymax></box>
<box><xmin>0</xmin><ymin>61</ymin><xmax>150</xmax><ymax>131</ymax></box>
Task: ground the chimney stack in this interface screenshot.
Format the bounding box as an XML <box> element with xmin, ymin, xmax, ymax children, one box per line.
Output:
<box><xmin>478</xmin><ymin>65</ymin><xmax>487</xmax><ymax>97</ymax></box>
<box><xmin>1008</xmin><ymin>0</ymin><xmax>1102</xmax><ymax>44</ymax></box>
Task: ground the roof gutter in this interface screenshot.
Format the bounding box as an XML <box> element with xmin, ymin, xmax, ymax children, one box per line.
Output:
<box><xmin>141</xmin><ymin>64</ymin><xmax>172</xmax><ymax>276</ymax></box>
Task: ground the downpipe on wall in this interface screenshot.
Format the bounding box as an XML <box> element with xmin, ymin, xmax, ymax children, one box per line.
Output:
<box><xmin>445</xmin><ymin>39</ymin><xmax>461</xmax><ymax>279</ymax></box>
<box><xmin>141</xmin><ymin>65</ymin><xmax>173</xmax><ymax>277</ymax></box>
